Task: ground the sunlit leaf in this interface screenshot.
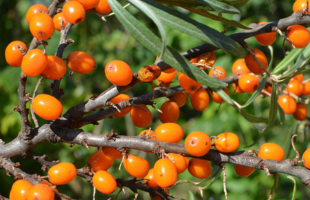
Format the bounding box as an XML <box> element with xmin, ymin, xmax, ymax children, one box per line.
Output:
<box><xmin>287</xmin><ymin>176</ymin><xmax>297</xmax><ymax>200</ymax></box>
<box><xmin>273</xmin><ymin>48</ymin><xmax>303</xmax><ymax>74</ymax></box>
<box><xmin>195</xmin><ymin>0</ymin><xmax>241</xmax><ymax>14</ymax></box>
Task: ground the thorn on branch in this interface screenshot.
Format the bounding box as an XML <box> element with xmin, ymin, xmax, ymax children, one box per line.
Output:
<box><xmin>69</xmin><ymin>143</ymin><xmax>74</xmax><ymax>148</ymax></box>
<box><xmin>24</xmin><ymin>93</ymin><xmax>31</xmax><ymax>102</ymax></box>
<box><xmin>17</xmin><ymin>44</ymin><xmax>27</xmax><ymax>56</ymax></box>
<box><xmin>106</xmin><ymin>101</ymin><xmax>121</xmax><ymax>113</ymax></box>
<box><xmin>275</xmin><ymin>27</ymin><xmax>295</xmax><ymax>48</ymax></box>
<box><xmin>105</xmin><ymin>129</ymin><xmax>118</xmax><ymax>141</ymax></box>
<box><xmin>41</xmin><ymin>165</ymin><xmax>48</xmax><ymax>172</ymax></box>
<box><xmin>14</xmin><ymin>106</ymin><xmax>21</xmax><ymax>113</ymax></box>
<box><xmin>258</xmin><ymin>160</ymin><xmax>270</xmax><ymax>176</ymax></box>
<box><xmin>82</xmin><ymin>139</ymin><xmax>89</xmax><ymax>150</ymax></box>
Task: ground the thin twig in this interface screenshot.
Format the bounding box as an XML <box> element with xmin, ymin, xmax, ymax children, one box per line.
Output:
<box><xmin>87</xmin><ymin>10</ymin><xmax>106</xmax><ymax>21</ymax></box>
<box><xmin>275</xmin><ymin>27</ymin><xmax>295</xmax><ymax>48</ymax></box>
<box><xmin>268</xmin><ymin>173</ymin><xmax>279</xmax><ymax>200</ymax></box>
<box><xmin>222</xmin><ymin>164</ymin><xmax>228</xmax><ymax>200</ymax></box>
<box><xmin>31</xmin><ymin>77</ymin><xmax>44</xmax><ymax>128</ymax></box>
<box><xmin>291</xmin><ymin>134</ymin><xmax>300</xmax><ymax>159</ymax></box>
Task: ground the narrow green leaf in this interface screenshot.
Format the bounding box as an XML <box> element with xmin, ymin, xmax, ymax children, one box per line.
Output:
<box><xmin>195</xmin><ymin>0</ymin><xmax>241</xmax><ymax>14</ymax></box>
<box><xmin>188</xmin><ymin>191</ymin><xmax>196</xmax><ymax>200</ymax></box>
<box><xmin>220</xmin><ymin>0</ymin><xmax>249</xmax><ymax>7</ymax></box>
<box><xmin>287</xmin><ymin>176</ymin><xmax>297</xmax><ymax>200</ymax></box>
<box><xmin>237</xmin><ymin>108</ymin><xmax>269</xmax><ymax>124</ymax></box>
<box><xmin>268</xmin><ymin>82</ymin><xmax>278</xmax><ymax>126</ymax></box>
<box><xmin>108</xmin><ymin>0</ymin><xmax>227</xmax><ymax>88</ymax></box>
<box><xmin>273</xmin><ymin>48</ymin><xmax>303</xmax><ymax>74</ymax></box>
<box><xmin>214</xmin><ymin>88</ymin><xmax>234</xmax><ymax>105</ymax></box>
<box><xmin>279</xmin><ymin>106</ymin><xmax>285</xmax><ymax>124</ymax></box>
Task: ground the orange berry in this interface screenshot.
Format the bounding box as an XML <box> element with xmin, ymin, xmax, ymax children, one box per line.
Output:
<box><xmin>5</xmin><ymin>41</ymin><xmax>27</xmax><ymax>67</ymax></box>
<box><xmin>255</xmin><ymin>22</ymin><xmax>276</xmax><ymax>46</ymax></box>
<box><xmin>164</xmin><ymin>68</ymin><xmax>177</xmax><ymax>73</ymax></box>
<box><xmin>245</xmin><ymin>49</ymin><xmax>268</xmax><ymax>75</ymax></box>
<box><xmin>53</xmin><ymin>12</ymin><xmax>68</xmax><ymax>31</ymax></box>
<box><xmin>105</xmin><ymin>60</ymin><xmax>133</xmax><ymax>86</ymax></box>
<box><xmin>209</xmin><ymin>66</ymin><xmax>226</xmax><ymax>79</ymax></box>
<box><xmin>185</xmin><ymin>131</ymin><xmax>211</xmax><ymax>157</ymax></box>
<box><xmin>303</xmin><ymin>148</ymin><xmax>310</xmax><ymax>169</ymax></box>
<box><xmin>234</xmin><ymin>165</ymin><xmax>255</xmax><ymax>177</ymax></box>
<box><xmin>139</xmin><ymin>130</ymin><xmax>156</xmax><ymax>153</ymax></box>
<box><xmin>144</xmin><ymin>168</ymin><xmax>159</xmax><ymax>188</ymax></box>
<box><xmin>232</xmin><ymin>83</ymin><xmax>244</xmax><ymax>93</ymax></box>
<box><xmin>63</xmin><ymin>1</ymin><xmax>86</xmax><ymax>24</ymax></box>
<box><xmin>165</xmin><ymin>153</ymin><xmax>188</xmax><ymax>174</ymax></box>
<box><xmin>155</xmin><ymin>123</ymin><xmax>183</xmax><ymax>143</ymax></box>
<box><xmin>159</xmin><ymin>101</ymin><xmax>179</xmax><ymax>123</ymax></box>
<box><xmin>277</xmin><ymin>94</ymin><xmax>297</xmax><ymax>114</ymax></box>
<box><xmin>102</xmin><ymin>147</ymin><xmax>123</xmax><ymax>159</ymax></box>
<box><xmin>154</xmin><ymin>159</ymin><xmax>177</xmax><ymax>188</ymax></box>
<box><xmin>190</xmin><ymin>88</ymin><xmax>210</xmax><ymax>111</ymax></box>
<box><xmin>303</xmin><ymin>81</ymin><xmax>310</xmax><ymax>96</ymax></box>
<box><xmin>87</xmin><ymin>151</ymin><xmax>114</xmax><ymax>171</ymax></box>
<box><xmin>29</xmin><ymin>13</ymin><xmax>54</xmax><ymax>40</ymax></box>
<box><xmin>32</xmin><ymin>94</ymin><xmax>63</xmax><ymax>120</ymax></box>
<box><xmin>124</xmin><ymin>154</ymin><xmax>150</xmax><ymax>178</ymax></box>
<box><xmin>257</xmin><ymin>143</ymin><xmax>285</xmax><ymax>161</ymax></box>
<box><xmin>196</xmin><ymin>52</ymin><xmax>217</xmax><ymax>70</ymax></box>
<box><xmin>26</xmin><ymin>4</ymin><xmax>48</xmax><ymax>24</ymax></box>
<box><xmin>232</xmin><ymin>59</ymin><xmax>250</xmax><ymax>76</ymax></box>
<box><xmin>130</xmin><ymin>105</ymin><xmax>152</xmax><ymax>127</ymax></box>
<box><xmin>72</xmin><ymin>0</ymin><xmax>99</xmax><ymax>10</ymax></box>
<box><xmin>67</xmin><ymin>51</ymin><xmax>96</xmax><ymax>74</ymax></box>
<box><xmin>157</xmin><ymin>70</ymin><xmax>177</xmax><ymax>84</ymax></box>
<box><xmin>188</xmin><ymin>158</ymin><xmax>212</xmax><ymax>179</ymax></box>
<box><xmin>190</xmin><ymin>57</ymin><xmax>198</xmax><ymax>63</ymax></box>
<box><xmin>168</xmin><ymin>91</ymin><xmax>187</xmax><ymax>107</ymax></box>
<box><xmin>138</xmin><ymin>65</ymin><xmax>161</xmax><ymax>82</ymax></box>
<box><xmin>21</xmin><ymin>49</ymin><xmax>47</xmax><ymax>77</ymax></box>
<box><xmin>27</xmin><ymin>184</ymin><xmax>55</xmax><ymax>200</ymax></box>
<box><xmin>96</xmin><ymin>0</ymin><xmax>112</xmax><ymax>14</ymax></box>
<box><xmin>285</xmin><ymin>79</ymin><xmax>304</xmax><ymax>96</ymax></box>
<box><xmin>212</xmin><ymin>87</ymin><xmax>230</xmax><ymax>104</ymax></box>
<box><xmin>287</xmin><ymin>25</ymin><xmax>310</xmax><ymax>48</ymax></box>
<box><xmin>291</xmin><ymin>73</ymin><xmax>304</xmax><ymax>82</ymax></box>
<box><xmin>48</xmin><ymin>162</ymin><xmax>77</xmax><ymax>185</ymax></box>
<box><xmin>293</xmin><ymin>103</ymin><xmax>308</xmax><ymax>121</ymax></box>
<box><xmin>110</xmin><ymin>94</ymin><xmax>131</xmax><ymax>117</ymax></box>
<box><xmin>293</xmin><ymin>0</ymin><xmax>310</xmax><ymax>14</ymax></box>
<box><xmin>238</xmin><ymin>74</ymin><xmax>260</xmax><ymax>93</ymax></box>
<box><xmin>93</xmin><ymin>170</ymin><xmax>117</xmax><ymax>194</ymax></box>
<box><xmin>178</xmin><ymin>72</ymin><xmax>201</xmax><ymax>94</ymax></box>
<box><xmin>10</xmin><ymin>180</ymin><xmax>33</xmax><ymax>200</ymax></box>
<box><xmin>214</xmin><ymin>132</ymin><xmax>239</xmax><ymax>153</ymax></box>
<box><xmin>41</xmin><ymin>56</ymin><xmax>67</xmax><ymax>80</ymax></box>
<box><xmin>41</xmin><ymin>181</ymin><xmax>58</xmax><ymax>193</ymax></box>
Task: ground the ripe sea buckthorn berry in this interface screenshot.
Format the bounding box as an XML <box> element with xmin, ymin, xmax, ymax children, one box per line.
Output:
<box><xmin>277</xmin><ymin>94</ymin><xmax>297</xmax><ymax>114</ymax></box>
<box><xmin>32</xmin><ymin>94</ymin><xmax>63</xmax><ymax>120</ymax></box>
<box><xmin>190</xmin><ymin>57</ymin><xmax>198</xmax><ymax>63</ymax></box>
<box><xmin>293</xmin><ymin>103</ymin><xmax>308</xmax><ymax>121</ymax></box>
<box><xmin>196</xmin><ymin>52</ymin><xmax>216</xmax><ymax>70</ymax></box>
<box><xmin>293</xmin><ymin>0</ymin><xmax>310</xmax><ymax>14</ymax></box>
<box><xmin>238</xmin><ymin>74</ymin><xmax>260</xmax><ymax>93</ymax></box>
<box><xmin>53</xmin><ymin>12</ymin><xmax>68</xmax><ymax>32</ymax></box>
<box><xmin>208</xmin><ymin>66</ymin><xmax>226</xmax><ymax>79</ymax></box>
<box><xmin>234</xmin><ymin>165</ymin><xmax>255</xmax><ymax>178</ymax></box>
<box><xmin>303</xmin><ymin>81</ymin><xmax>310</xmax><ymax>96</ymax></box>
<box><xmin>10</xmin><ymin>180</ymin><xmax>33</xmax><ymax>200</ymax></box>
<box><xmin>63</xmin><ymin>1</ymin><xmax>86</xmax><ymax>24</ymax></box>
<box><xmin>188</xmin><ymin>158</ymin><xmax>212</xmax><ymax>179</ymax></box>
<box><xmin>41</xmin><ymin>56</ymin><xmax>67</xmax><ymax>80</ymax></box>
<box><xmin>124</xmin><ymin>154</ymin><xmax>150</xmax><ymax>178</ymax></box>
<box><xmin>41</xmin><ymin>181</ymin><xmax>58</xmax><ymax>192</ymax></box>
<box><xmin>30</xmin><ymin>13</ymin><xmax>54</xmax><ymax>40</ymax></box>
<box><xmin>159</xmin><ymin>101</ymin><xmax>179</xmax><ymax>123</ymax></box>
<box><xmin>287</xmin><ymin>25</ymin><xmax>310</xmax><ymax>48</ymax></box>
<box><xmin>185</xmin><ymin>131</ymin><xmax>211</xmax><ymax>156</ymax></box>
<box><xmin>130</xmin><ymin>105</ymin><xmax>152</xmax><ymax>128</ymax></box>
<box><xmin>232</xmin><ymin>83</ymin><xmax>244</xmax><ymax>93</ymax></box>
<box><xmin>96</xmin><ymin>0</ymin><xmax>112</xmax><ymax>14</ymax></box>
<box><xmin>157</xmin><ymin>70</ymin><xmax>177</xmax><ymax>84</ymax></box>
<box><xmin>245</xmin><ymin>48</ymin><xmax>268</xmax><ymax>75</ymax></box>
<box><xmin>214</xmin><ymin>132</ymin><xmax>239</xmax><ymax>153</ymax></box>
<box><xmin>87</xmin><ymin>150</ymin><xmax>113</xmax><ymax>171</ymax></box>
<box><xmin>212</xmin><ymin>88</ymin><xmax>230</xmax><ymax>104</ymax></box>
<box><xmin>110</xmin><ymin>94</ymin><xmax>131</xmax><ymax>117</ymax></box>
<box><xmin>138</xmin><ymin>65</ymin><xmax>161</xmax><ymax>82</ymax></box>
<box><xmin>102</xmin><ymin>147</ymin><xmax>123</xmax><ymax>159</ymax></box>
<box><xmin>285</xmin><ymin>79</ymin><xmax>304</xmax><ymax>96</ymax></box>
<box><xmin>291</xmin><ymin>73</ymin><xmax>304</xmax><ymax>82</ymax></box>
<box><xmin>27</xmin><ymin>184</ymin><xmax>54</xmax><ymax>200</ymax></box>
<box><xmin>72</xmin><ymin>0</ymin><xmax>99</xmax><ymax>10</ymax></box>
<box><xmin>190</xmin><ymin>88</ymin><xmax>209</xmax><ymax>111</ymax></box>
<box><xmin>48</xmin><ymin>162</ymin><xmax>77</xmax><ymax>185</ymax></box>
<box><xmin>255</xmin><ymin>22</ymin><xmax>276</xmax><ymax>46</ymax></box>
<box><xmin>164</xmin><ymin>67</ymin><xmax>177</xmax><ymax>73</ymax></box>
<box><xmin>303</xmin><ymin>148</ymin><xmax>310</xmax><ymax>169</ymax></box>
<box><xmin>26</xmin><ymin>4</ymin><xmax>48</xmax><ymax>24</ymax></box>
<box><xmin>5</xmin><ymin>41</ymin><xmax>27</xmax><ymax>67</ymax></box>
<box><xmin>232</xmin><ymin>59</ymin><xmax>250</xmax><ymax>76</ymax></box>
<box><xmin>257</xmin><ymin>143</ymin><xmax>285</xmax><ymax>161</ymax></box>
<box><xmin>93</xmin><ymin>170</ymin><xmax>117</xmax><ymax>194</ymax></box>
<box><xmin>144</xmin><ymin>168</ymin><xmax>159</xmax><ymax>188</ymax></box>
<box><xmin>165</xmin><ymin>153</ymin><xmax>188</xmax><ymax>174</ymax></box>
<box><xmin>105</xmin><ymin>60</ymin><xmax>133</xmax><ymax>86</ymax></box>
<box><xmin>68</xmin><ymin>51</ymin><xmax>96</xmax><ymax>74</ymax></box>
<box><xmin>178</xmin><ymin>72</ymin><xmax>201</xmax><ymax>94</ymax></box>
<box><xmin>168</xmin><ymin>91</ymin><xmax>187</xmax><ymax>107</ymax></box>
<box><xmin>139</xmin><ymin>130</ymin><xmax>156</xmax><ymax>153</ymax></box>
<box><xmin>154</xmin><ymin>159</ymin><xmax>177</xmax><ymax>188</ymax></box>
<box><xmin>155</xmin><ymin>123</ymin><xmax>183</xmax><ymax>143</ymax></box>
<box><xmin>21</xmin><ymin>49</ymin><xmax>47</xmax><ymax>77</ymax></box>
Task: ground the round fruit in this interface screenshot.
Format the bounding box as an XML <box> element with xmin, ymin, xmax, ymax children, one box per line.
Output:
<box><xmin>93</xmin><ymin>170</ymin><xmax>117</xmax><ymax>194</ymax></box>
<box><xmin>245</xmin><ymin>48</ymin><xmax>268</xmax><ymax>75</ymax></box>
<box><xmin>255</xmin><ymin>22</ymin><xmax>277</xmax><ymax>46</ymax></box>
<box><xmin>287</xmin><ymin>25</ymin><xmax>310</xmax><ymax>48</ymax></box>
<box><xmin>32</xmin><ymin>94</ymin><xmax>63</xmax><ymax>120</ymax></box>
<box><xmin>303</xmin><ymin>81</ymin><xmax>310</xmax><ymax>96</ymax></box>
<box><xmin>48</xmin><ymin>162</ymin><xmax>77</xmax><ymax>185</ymax></box>
<box><xmin>102</xmin><ymin>147</ymin><xmax>123</xmax><ymax>159</ymax></box>
<box><xmin>41</xmin><ymin>56</ymin><xmax>67</xmax><ymax>80</ymax></box>
<box><xmin>257</xmin><ymin>143</ymin><xmax>285</xmax><ymax>161</ymax></box>
<box><xmin>67</xmin><ymin>51</ymin><xmax>96</xmax><ymax>74</ymax></box>
<box><xmin>87</xmin><ymin>150</ymin><xmax>114</xmax><ymax>171</ymax></box>
<box><xmin>188</xmin><ymin>158</ymin><xmax>212</xmax><ymax>179</ymax></box>
<box><xmin>27</xmin><ymin>184</ymin><xmax>55</xmax><ymax>200</ymax></box>
<box><xmin>29</xmin><ymin>13</ymin><xmax>54</xmax><ymax>40</ymax></box>
<box><xmin>130</xmin><ymin>105</ymin><xmax>152</xmax><ymax>128</ymax></box>
<box><xmin>178</xmin><ymin>72</ymin><xmax>201</xmax><ymax>94</ymax></box>
<box><xmin>159</xmin><ymin>101</ymin><xmax>179</xmax><ymax>123</ymax></box>
<box><xmin>10</xmin><ymin>180</ymin><xmax>33</xmax><ymax>200</ymax></box>
<box><xmin>293</xmin><ymin>103</ymin><xmax>308</xmax><ymax>121</ymax></box>
<box><xmin>232</xmin><ymin>59</ymin><xmax>250</xmax><ymax>76</ymax></box>
<box><xmin>214</xmin><ymin>132</ymin><xmax>239</xmax><ymax>153</ymax></box>
<box><xmin>185</xmin><ymin>131</ymin><xmax>211</xmax><ymax>156</ymax></box>
<box><xmin>63</xmin><ymin>1</ymin><xmax>86</xmax><ymax>24</ymax></box>
<box><xmin>277</xmin><ymin>94</ymin><xmax>297</xmax><ymax>114</ymax></box>
<box><xmin>53</xmin><ymin>12</ymin><xmax>68</xmax><ymax>31</ymax></box>
<box><xmin>212</xmin><ymin>88</ymin><xmax>230</xmax><ymax>104</ymax></box>
<box><xmin>157</xmin><ymin>70</ymin><xmax>177</xmax><ymax>84</ymax></box>
<box><xmin>165</xmin><ymin>153</ymin><xmax>188</xmax><ymax>174</ymax></box>
<box><xmin>105</xmin><ymin>60</ymin><xmax>133</xmax><ymax>86</ymax></box>
<box><xmin>232</xmin><ymin>83</ymin><xmax>244</xmax><ymax>93</ymax></box>
<box><xmin>285</xmin><ymin>79</ymin><xmax>304</xmax><ymax>96</ymax></box>
<box><xmin>293</xmin><ymin>0</ymin><xmax>310</xmax><ymax>14</ymax></box>
<box><xmin>291</xmin><ymin>73</ymin><xmax>304</xmax><ymax>82</ymax></box>
<box><xmin>234</xmin><ymin>165</ymin><xmax>255</xmax><ymax>177</ymax></box>
<box><xmin>238</xmin><ymin>74</ymin><xmax>260</xmax><ymax>93</ymax></box>
<box><xmin>110</xmin><ymin>94</ymin><xmax>131</xmax><ymax>117</ymax></box>
<box><xmin>26</xmin><ymin>4</ymin><xmax>48</xmax><ymax>24</ymax></box>
<box><xmin>144</xmin><ymin>168</ymin><xmax>159</xmax><ymax>188</ymax></box>
<box><xmin>96</xmin><ymin>0</ymin><xmax>112</xmax><ymax>14</ymax></box>
<box><xmin>190</xmin><ymin>88</ymin><xmax>210</xmax><ymax>111</ymax></box>
<box><xmin>155</xmin><ymin>123</ymin><xmax>183</xmax><ymax>143</ymax></box>
<box><xmin>168</xmin><ymin>91</ymin><xmax>187</xmax><ymax>107</ymax></box>
<box><xmin>154</xmin><ymin>159</ymin><xmax>177</xmax><ymax>188</ymax></box>
<box><xmin>41</xmin><ymin>181</ymin><xmax>58</xmax><ymax>192</ymax></box>
<box><xmin>139</xmin><ymin>129</ymin><xmax>156</xmax><ymax>153</ymax></box>
<box><xmin>5</xmin><ymin>41</ymin><xmax>27</xmax><ymax>67</ymax></box>
<box><xmin>208</xmin><ymin>66</ymin><xmax>226</xmax><ymax>79</ymax></box>
<box><xmin>302</xmin><ymin>148</ymin><xmax>310</xmax><ymax>169</ymax></box>
<box><xmin>73</xmin><ymin>0</ymin><xmax>99</xmax><ymax>10</ymax></box>
<box><xmin>21</xmin><ymin>49</ymin><xmax>47</xmax><ymax>77</ymax></box>
<box><xmin>164</xmin><ymin>67</ymin><xmax>177</xmax><ymax>73</ymax></box>
<box><xmin>124</xmin><ymin>154</ymin><xmax>150</xmax><ymax>178</ymax></box>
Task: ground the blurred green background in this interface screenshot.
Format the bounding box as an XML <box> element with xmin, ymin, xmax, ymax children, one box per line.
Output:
<box><xmin>0</xmin><ymin>0</ymin><xmax>309</xmax><ymax>199</ymax></box>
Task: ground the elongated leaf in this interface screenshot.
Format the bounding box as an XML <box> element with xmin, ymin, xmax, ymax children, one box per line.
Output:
<box><xmin>273</xmin><ymin>48</ymin><xmax>303</xmax><ymax>74</ymax></box>
<box><xmin>279</xmin><ymin>106</ymin><xmax>285</xmax><ymax>124</ymax></box>
<box><xmin>287</xmin><ymin>176</ymin><xmax>297</xmax><ymax>200</ymax></box>
<box><xmin>220</xmin><ymin>0</ymin><xmax>249</xmax><ymax>7</ymax></box>
<box><xmin>268</xmin><ymin>82</ymin><xmax>278</xmax><ymax>126</ymax></box>
<box><xmin>188</xmin><ymin>191</ymin><xmax>196</xmax><ymax>200</ymax></box>
<box><xmin>141</xmin><ymin>0</ymin><xmax>244</xmax><ymax>56</ymax></box>
<box><xmin>213</xmin><ymin>88</ymin><xmax>234</xmax><ymax>104</ymax></box>
<box><xmin>195</xmin><ymin>0</ymin><xmax>241</xmax><ymax>14</ymax></box>
<box><xmin>108</xmin><ymin>0</ymin><xmax>227</xmax><ymax>88</ymax></box>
